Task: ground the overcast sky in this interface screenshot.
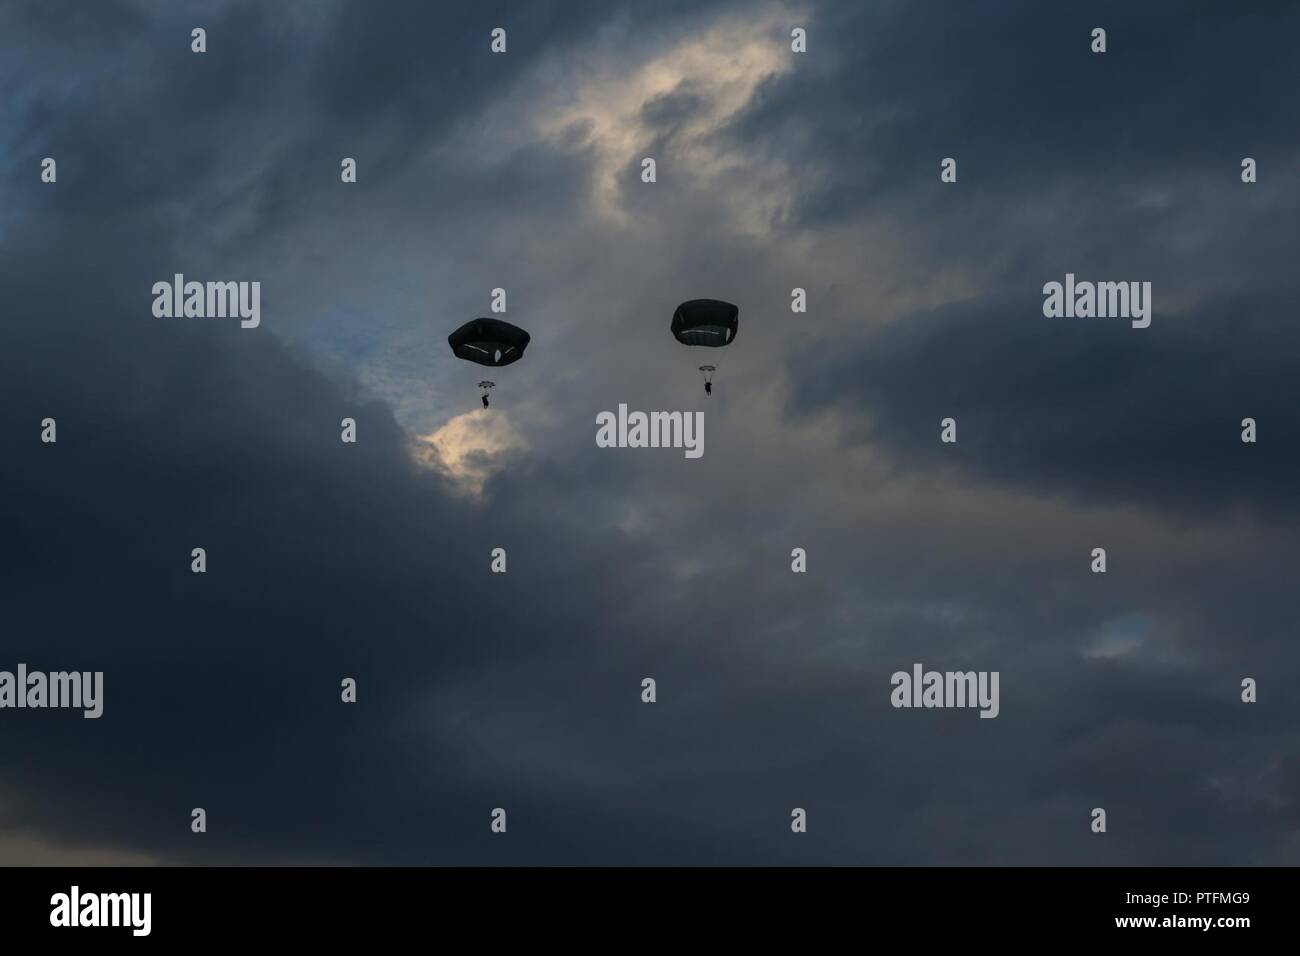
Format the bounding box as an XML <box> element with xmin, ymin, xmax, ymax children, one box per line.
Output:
<box><xmin>1</xmin><ymin>0</ymin><xmax>1297</xmax><ymax>865</ymax></box>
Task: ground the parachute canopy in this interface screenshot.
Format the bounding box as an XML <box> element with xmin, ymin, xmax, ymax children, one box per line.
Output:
<box><xmin>448</xmin><ymin>318</ymin><xmax>531</xmax><ymax>367</ymax></box>
<box><xmin>671</xmin><ymin>299</ymin><xmax>738</xmax><ymax>347</ymax></box>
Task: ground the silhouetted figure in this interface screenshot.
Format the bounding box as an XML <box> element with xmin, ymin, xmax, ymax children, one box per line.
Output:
<box><xmin>674</xmin><ymin>303</ymin><xmax>735</xmax><ymax>395</ymax></box>
<box><xmin>482</xmin><ymin>393</ymin><xmax>490</xmax><ymax>408</ymax></box>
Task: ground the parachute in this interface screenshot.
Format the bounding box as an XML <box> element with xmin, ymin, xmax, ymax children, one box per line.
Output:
<box><xmin>671</xmin><ymin>299</ymin><xmax>737</xmax><ymax>394</ymax></box>
<box><xmin>448</xmin><ymin>317</ymin><xmax>530</xmax><ymax>407</ymax></box>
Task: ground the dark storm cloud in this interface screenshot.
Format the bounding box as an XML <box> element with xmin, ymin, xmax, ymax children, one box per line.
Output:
<box><xmin>0</xmin><ymin>0</ymin><xmax>769</xmax><ymax>866</ymax></box>
<box><xmin>748</xmin><ymin>0</ymin><xmax>1300</xmax><ymax>516</ymax></box>
<box><xmin>1</xmin><ymin>0</ymin><xmax>1297</xmax><ymax>867</ymax></box>
<box><xmin>0</xmin><ymin>206</ymin><xmax>779</xmax><ymax>864</ymax></box>
<box><xmin>641</xmin><ymin>84</ymin><xmax>708</xmax><ymax>131</ymax></box>
<box><xmin>730</xmin><ymin>0</ymin><xmax>1300</xmax><ymax>225</ymax></box>
<box><xmin>1</xmin><ymin>0</ymin><xmax>598</xmax><ymax>232</ymax></box>
<box><xmin>790</xmin><ymin>286</ymin><xmax>1300</xmax><ymax>518</ymax></box>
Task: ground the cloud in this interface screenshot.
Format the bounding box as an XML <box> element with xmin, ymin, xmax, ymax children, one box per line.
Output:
<box><xmin>1</xmin><ymin>0</ymin><xmax>1296</xmax><ymax>866</ymax></box>
<box><xmin>415</xmin><ymin>408</ymin><xmax>528</xmax><ymax>496</ymax></box>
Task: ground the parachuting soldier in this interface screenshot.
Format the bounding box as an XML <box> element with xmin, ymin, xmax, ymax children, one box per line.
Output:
<box><xmin>447</xmin><ymin>317</ymin><xmax>531</xmax><ymax>408</ymax></box>
<box><xmin>670</xmin><ymin>299</ymin><xmax>738</xmax><ymax>395</ymax></box>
